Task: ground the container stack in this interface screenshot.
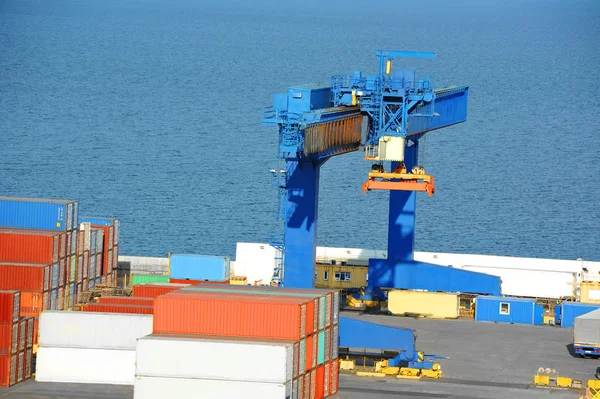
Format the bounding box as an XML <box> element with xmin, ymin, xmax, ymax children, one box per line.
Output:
<box><xmin>79</xmin><ymin>217</ymin><xmax>119</xmax><ymax>286</ymax></box>
<box><xmin>168</xmin><ymin>253</ymin><xmax>231</xmax><ymax>284</ymax></box>
<box><xmin>35</xmin><ymin>311</ymin><xmax>152</xmax><ymax>385</ymax></box>
<box><xmin>134</xmin><ymin>284</ymin><xmax>340</xmax><ymax>399</ymax></box>
<box><xmin>79</xmin><ymin>220</ymin><xmax>118</xmax><ymax>289</ymax></box>
<box><xmin>0</xmin><ymin>291</ymin><xmax>33</xmax><ymax>387</ymax></box>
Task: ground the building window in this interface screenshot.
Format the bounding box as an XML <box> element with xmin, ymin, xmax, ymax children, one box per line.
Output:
<box><xmin>334</xmin><ymin>272</ymin><xmax>351</xmax><ymax>282</ymax></box>
<box><xmin>500</xmin><ymin>302</ymin><xmax>510</xmax><ymax>315</ymax></box>
<box><xmin>324</xmin><ymin>271</ymin><xmax>328</xmax><ymax>281</ymax></box>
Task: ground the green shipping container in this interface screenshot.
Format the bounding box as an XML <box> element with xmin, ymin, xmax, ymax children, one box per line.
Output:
<box><xmin>131</xmin><ymin>274</ymin><xmax>170</xmax><ymax>286</ymax></box>
<box><xmin>317</xmin><ymin>330</ymin><xmax>325</xmax><ymax>365</ymax></box>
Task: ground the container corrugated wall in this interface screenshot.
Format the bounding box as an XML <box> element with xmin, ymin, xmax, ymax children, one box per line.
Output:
<box><xmin>97</xmin><ymin>297</ymin><xmax>154</xmax><ymax>306</ymax></box>
<box><xmin>132</xmin><ymin>284</ymin><xmax>188</xmax><ymax>298</ymax></box>
<box><xmin>0</xmin><ymin>230</ymin><xmax>61</xmax><ymax>264</ymax></box>
<box><xmin>388</xmin><ymin>290</ymin><xmax>459</xmax><ymax>319</ymax></box>
<box><xmin>0</xmin><ymin>197</ymin><xmax>77</xmax><ymax>232</ymax></box>
<box><xmin>82</xmin><ymin>304</ymin><xmax>154</xmax><ymax>315</ymax></box>
<box><xmin>154</xmin><ymin>292</ymin><xmax>310</xmax><ymax>340</ymax></box>
<box><xmin>169</xmin><ymin>254</ymin><xmax>230</xmax><ymax>281</ymax></box>
<box><xmin>131</xmin><ymin>274</ymin><xmax>170</xmax><ymax>286</ymax></box>
<box><xmin>0</xmin><ymin>264</ymin><xmax>49</xmax><ymax>292</ymax></box>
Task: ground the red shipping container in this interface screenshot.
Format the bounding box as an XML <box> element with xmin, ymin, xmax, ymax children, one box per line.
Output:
<box><xmin>306</xmin><ymin>335</ymin><xmax>314</xmax><ymax>372</ymax></box>
<box><xmin>330</xmin><ymin>360</ymin><xmax>338</xmax><ymax>395</ymax></box>
<box><xmin>16</xmin><ymin>351</ymin><xmax>23</xmax><ymax>383</ymax></box>
<box><xmin>97</xmin><ymin>296</ymin><xmax>154</xmax><ymax>306</ymax></box>
<box><xmin>315</xmin><ymin>365</ymin><xmax>325</xmax><ymax>399</ymax></box>
<box><xmin>82</xmin><ymin>303</ymin><xmax>154</xmax><ymax>315</ymax></box>
<box><xmin>132</xmin><ymin>284</ymin><xmax>188</xmax><ymax>298</ymax></box>
<box><xmin>0</xmin><ymin>229</ymin><xmax>60</xmax><ymax>264</ymax></box>
<box><xmin>0</xmin><ymin>291</ymin><xmax>20</xmax><ymax>324</ymax></box>
<box><xmin>154</xmin><ymin>292</ymin><xmax>312</xmax><ymax>340</ymax></box>
<box><xmin>0</xmin><ymin>354</ymin><xmax>17</xmax><ymax>387</ymax></box>
<box><xmin>185</xmin><ymin>284</ymin><xmax>318</xmax><ymax>336</ymax></box>
<box><xmin>0</xmin><ymin>323</ymin><xmax>18</xmax><ymax>355</ymax></box>
<box><xmin>59</xmin><ymin>232</ymin><xmax>67</xmax><ymax>260</ymax></box>
<box><xmin>0</xmin><ymin>263</ymin><xmax>50</xmax><ymax>292</ymax></box>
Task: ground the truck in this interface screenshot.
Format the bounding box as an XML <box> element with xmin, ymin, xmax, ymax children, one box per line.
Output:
<box><xmin>574</xmin><ymin>308</ymin><xmax>600</xmax><ymax>357</ymax></box>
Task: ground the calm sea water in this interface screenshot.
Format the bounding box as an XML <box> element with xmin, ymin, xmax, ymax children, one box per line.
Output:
<box><xmin>1</xmin><ymin>0</ymin><xmax>599</xmax><ymax>261</ymax></box>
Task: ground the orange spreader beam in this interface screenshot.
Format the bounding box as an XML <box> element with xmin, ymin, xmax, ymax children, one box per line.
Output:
<box><xmin>362</xmin><ymin>177</ymin><xmax>435</xmax><ymax>196</ymax></box>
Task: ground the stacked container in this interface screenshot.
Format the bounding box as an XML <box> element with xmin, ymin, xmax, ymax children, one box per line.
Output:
<box><xmin>0</xmin><ymin>291</ymin><xmax>33</xmax><ymax>387</ymax></box>
<box><xmin>79</xmin><ymin>216</ymin><xmax>120</xmax><ymax>286</ymax></box>
<box><xmin>35</xmin><ymin>311</ymin><xmax>152</xmax><ymax>385</ymax></box>
<box><xmin>138</xmin><ymin>284</ymin><xmax>339</xmax><ymax>399</ymax></box>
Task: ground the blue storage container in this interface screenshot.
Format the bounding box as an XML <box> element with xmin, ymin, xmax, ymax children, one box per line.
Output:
<box><xmin>0</xmin><ymin>197</ymin><xmax>78</xmax><ymax>231</ymax></box>
<box><xmin>169</xmin><ymin>254</ymin><xmax>230</xmax><ymax>281</ymax></box>
<box><xmin>79</xmin><ymin>216</ymin><xmax>120</xmax><ymax>245</ymax></box>
<box><xmin>560</xmin><ymin>302</ymin><xmax>600</xmax><ymax>328</ymax></box>
<box><xmin>474</xmin><ymin>296</ymin><xmax>543</xmax><ymax>325</ymax></box>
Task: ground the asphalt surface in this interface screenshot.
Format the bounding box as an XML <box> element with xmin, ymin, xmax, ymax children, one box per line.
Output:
<box><xmin>0</xmin><ymin>312</ymin><xmax>593</xmax><ymax>398</ymax></box>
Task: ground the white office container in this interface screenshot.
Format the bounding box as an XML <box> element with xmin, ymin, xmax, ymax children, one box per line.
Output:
<box><xmin>36</xmin><ymin>347</ymin><xmax>135</xmax><ymax>385</ymax></box>
<box><xmin>39</xmin><ymin>311</ymin><xmax>152</xmax><ymax>350</ymax></box>
<box><xmin>136</xmin><ymin>335</ymin><xmax>296</xmax><ymax>383</ymax></box>
<box><xmin>134</xmin><ymin>376</ymin><xmax>292</xmax><ymax>399</ymax></box>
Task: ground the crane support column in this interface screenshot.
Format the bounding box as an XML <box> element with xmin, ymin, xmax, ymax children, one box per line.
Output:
<box><xmin>283</xmin><ymin>159</ymin><xmax>322</xmax><ymax>289</ymax></box>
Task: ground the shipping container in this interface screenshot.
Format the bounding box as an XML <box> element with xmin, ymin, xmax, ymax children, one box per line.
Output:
<box><xmin>69</xmin><ymin>256</ymin><xmax>76</xmax><ymax>283</ymax></box>
<box><xmin>82</xmin><ymin>303</ymin><xmax>153</xmax><ymax>315</ymax></box>
<box><xmin>330</xmin><ymin>360</ymin><xmax>338</xmax><ymax>395</ymax></box>
<box><xmin>0</xmin><ymin>323</ymin><xmax>18</xmax><ymax>355</ymax></box>
<box><xmin>315</xmin><ymin>264</ymin><xmax>368</xmax><ymax>290</ymax></box>
<box><xmin>70</xmin><ymin>230</ymin><xmax>77</xmax><ymax>255</ymax></box>
<box><xmin>154</xmin><ymin>292</ymin><xmax>312</xmax><ymax>340</ymax></box>
<box><xmin>57</xmin><ymin>287</ymin><xmax>64</xmax><ymax>311</ymax></box>
<box><xmin>181</xmin><ymin>284</ymin><xmax>339</xmax><ymax>326</ymax></box>
<box><xmin>77</xmin><ymin>256</ymin><xmax>83</xmax><ymax>283</ymax></box>
<box><xmin>39</xmin><ymin>311</ymin><xmax>152</xmax><ymax>350</ymax></box>
<box><xmin>574</xmin><ymin>308</ymin><xmax>600</xmax><ymax>356</ymax></box>
<box><xmin>580</xmin><ymin>282</ymin><xmax>600</xmax><ymax>304</ymax></box>
<box><xmin>112</xmin><ymin>245</ymin><xmax>118</xmax><ymax>273</ymax></box>
<box><xmin>0</xmin><ymin>229</ymin><xmax>61</xmax><ymax>264</ymax></box>
<box><xmin>181</xmin><ymin>285</ymin><xmax>321</xmax><ymax>335</ymax></box>
<box><xmin>316</xmin><ymin>365</ymin><xmax>324</xmax><ymax>399</ymax></box>
<box><xmin>169</xmin><ymin>254</ymin><xmax>230</xmax><ymax>282</ymax></box>
<box><xmin>50</xmin><ymin>289</ymin><xmax>57</xmax><ymax>310</ymax></box>
<box><xmin>35</xmin><ymin>347</ymin><xmax>135</xmax><ymax>385</ymax></box>
<box><xmin>79</xmin><ymin>217</ymin><xmax>120</xmax><ymax>246</ymax></box>
<box><xmin>0</xmin><ymin>291</ymin><xmax>20</xmax><ymax>324</ymax></box>
<box><xmin>131</xmin><ymin>274</ymin><xmax>170</xmax><ymax>286</ymax></box>
<box><xmin>58</xmin><ymin>258</ymin><xmax>65</xmax><ymax>288</ymax></box>
<box><xmin>95</xmin><ymin>253</ymin><xmax>102</xmax><ymax>278</ymax></box>
<box><xmin>0</xmin><ymin>263</ymin><xmax>50</xmax><ymax>292</ymax></box>
<box><xmin>0</xmin><ymin>354</ymin><xmax>17</xmax><ymax>387</ymax></box>
<box><xmin>32</xmin><ymin>318</ymin><xmax>39</xmax><ymax>346</ymax></box>
<box><xmin>132</xmin><ymin>283</ymin><xmax>188</xmax><ymax>298</ymax></box>
<box><xmin>169</xmin><ymin>278</ymin><xmax>230</xmax><ymax>285</ymax></box>
<box><xmin>25</xmin><ymin>318</ymin><xmax>33</xmax><ymax>349</ymax></box>
<box><xmin>560</xmin><ymin>302</ymin><xmax>600</xmax><ymax>328</ymax></box>
<box><xmin>474</xmin><ymin>296</ymin><xmax>543</xmax><ymax>325</ymax></box>
<box><xmin>83</xmin><ymin>252</ymin><xmax>89</xmax><ymax>280</ymax></box>
<box><xmin>89</xmin><ymin>254</ymin><xmax>96</xmax><ymax>280</ymax></box>
<box><xmin>24</xmin><ymin>349</ymin><xmax>32</xmax><ymax>380</ymax></box>
<box><xmin>133</xmin><ymin>376</ymin><xmax>292</xmax><ymax>399</ymax></box>
<box><xmin>77</xmin><ymin>230</ymin><xmax>85</xmax><ymax>256</ymax></box>
<box><xmin>0</xmin><ymin>197</ymin><xmax>77</xmax><ymax>232</ymax></box>
<box><xmin>388</xmin><ymin>290</ymin><xmax>459</xmax><ymax>319</ymax></box>
<box><xmin>136</xmin><ymin>335</ymin><xmax>297</xmax><ymax>382</ymax></box>
<box><xmin>97</xmin><ymin>296</ymin><xmax>154</xmax><ymax>306</ymax></box>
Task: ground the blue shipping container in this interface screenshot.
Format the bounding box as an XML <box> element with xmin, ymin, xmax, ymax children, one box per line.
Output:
<box><xmin>474</xmin><ymin>296</ymin><xmax>543</xmax><ymax>325</ymax></box>
<box><xmin>169</xmin><ymin>254</ymin><xmax>230</xmax><ymax>281</ymax></box>
<box><xmin>559</xmin><ymin>302</ymin><xmax>600</xmax><ymax>328</ymax></box>
<box><xmin>79</xmin><ymin>216</ymin><xmax>120</xmax><ymax>245</ymax></box>
<box><xmin>0</xmin><ymin>197</ymin><xmax>78</xmax><ymax>231</ymax></box>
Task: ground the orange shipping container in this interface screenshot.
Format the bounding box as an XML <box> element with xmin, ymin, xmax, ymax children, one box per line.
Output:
<box><xmin>316</xmin><ymin>365</ymin><xmax>325</xmax><ymax>399</ymax></box>
<box><xmin>0</xmin><ymin>354</ymin><xmax>17</xmax><ymax>387</ymax></box>
<box><xmin>0</xmin><ymin>263</ymin><xmax>50</xmax><ymax>293</ymax></box>
<box><xmin>0</xmin><ymin>229</ymin><xmax>62</xmax><ymax>264</ymax></box>
<box><xmin>97</xmin><ymin>296</ymin><xmax>154</xmax><ymax>306</ymax></box>
<box><xmin>82</xmin><ymin>303</ymin><xmax>154</xmax><ymax>315</ymax></box>
<box><xmin>0</xmin><ymin>291</ymin><xmax>20</xmax><ymax>324</ymax></box>
<box><xmin>154</xmin><ymin>292</ymin><xmax>311</xmax><ymax>340</ymax></box>
<box><xmin>132</xmin><ymin>284</ymin><xmax>188</xmax><ymax>298</ymax></box>
<box><xmin>0</xmin><ymin>323</ymin><xmax>18</xmax><ymax>355</ymax></box>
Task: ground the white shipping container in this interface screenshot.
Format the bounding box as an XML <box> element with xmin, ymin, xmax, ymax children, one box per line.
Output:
<box><xmin>136</xmin><ymin>335</ymin><xmax>295</xmax><ymax>383</ymax></box>
<box><xmin>574</xmin><ymin>308</ymin><xmax>600</xmax><ymax>345</ymax></box>
<box><xmin>134</xmin><ymin>376</ymin><xmax>292</xmax><ymax>399</ymax></box>
<box><xmin>36</xmin><ymin>347</ymin><xmax>135</xmax><ymax>385</ymax></box>
<box><xmin>39</xmin><ymin>311</ymin><xmax>152</xmax><ymax>350</ymax></box>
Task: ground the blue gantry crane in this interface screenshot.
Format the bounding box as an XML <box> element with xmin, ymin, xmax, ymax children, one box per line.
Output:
<box><xmin>263</xmin><ymin>50</ymin><xmax>501</xmax><ymax>378</ymax></box>
<box><xmin>263</xmin><ymin>50</ymin><xmax>500</xmax><ymax>297</ymax></box>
